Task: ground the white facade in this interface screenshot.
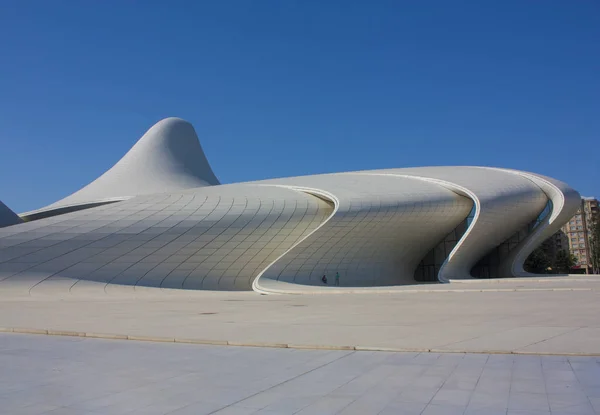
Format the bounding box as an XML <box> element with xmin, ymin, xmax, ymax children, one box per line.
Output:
<box><xmin>0</xmin><ymin>118</ymin><xmax>581</xmax><ymax>294</ymax></box>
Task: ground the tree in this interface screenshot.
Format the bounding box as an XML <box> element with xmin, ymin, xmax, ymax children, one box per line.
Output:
<box><xmin>589</xmin><ymin>218</ymin><xmax>600</xmax><ymax>274</ymax></box>
<box><xmin>554</xmin><ymin>249</ymin><xmax>576</xmax><ymax>274</ymax></box>
<box><xmin>524</xmin><ymin>246</ymin><xmax>551</xmax><ymax>274</ymax></box>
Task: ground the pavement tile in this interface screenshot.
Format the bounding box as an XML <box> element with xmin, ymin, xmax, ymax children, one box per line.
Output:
<box><xmin>295</xmin><ymin>396</ymin><xmax>355</xmax><ymax>414</ymax></box>
<box><xmin>211</xmin><ymin>406</ymin><xmax>257</xmax><ymax>415</ymax></box>
<box><xmin>378</xmin><ymin>401</ymin><xmax>427</xmax><ymax>415</ymax></box>
<box><xmin>508</xmin><ymin>392</ymin><xmax>550</xmax><ymax>412</ymax></box>
<box><xmin>1</xmin><ymin>333</ymin><xmax>600</xmax><ymax>415</ymax></box>
<box><xmin>432</xmin><ymin>388</ymin><xmax>473</xmax><ymax>406</ymax></box>
<box><xmin>421</xmin><ymin>403</ymin><xmax>466</xmax><ymax>415</ymax></box>
<box><xmin>464</xmin><ymin>409</ymin><xmax>507</xmax><ymax>415</ymax></box>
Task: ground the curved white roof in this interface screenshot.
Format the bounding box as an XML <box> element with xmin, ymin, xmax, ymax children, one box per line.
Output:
<box><xmin>0</xmin><ymin>118</ymin><xmax>583</xmax><ymax>295</ymax></box>
<box><xmin>48</xmin><ymin>117</ymin><xmax>219</xmax><ymax>209</ymax></box>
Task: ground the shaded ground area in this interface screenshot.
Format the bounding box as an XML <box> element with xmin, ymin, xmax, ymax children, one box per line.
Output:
<box><xmin>1</xmin><ymin>333</ymin><xmax>599</xmax><ymax>415</ymax></box>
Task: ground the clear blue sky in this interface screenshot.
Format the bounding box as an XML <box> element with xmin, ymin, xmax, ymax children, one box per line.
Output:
<box><xmin>1</xmin><ymin>1</ymin><xmax>598</xmax><ymax>213</ymax></box>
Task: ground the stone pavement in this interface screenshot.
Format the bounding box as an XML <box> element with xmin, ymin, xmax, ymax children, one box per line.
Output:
<box><xmin>1</xmin><ymin>333</ymin><xmax>599</xmax><ymax>415</ymax></box>
<box><xmin>0</xmin><ymin>278</ymin><xmax>599</xmax><ymax>355</ymax></box>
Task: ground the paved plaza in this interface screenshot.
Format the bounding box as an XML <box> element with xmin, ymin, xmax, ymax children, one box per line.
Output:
<box><xmin>2</xmin><ymin>333</ymin><xmax>599</xmax><ymax>415</ymax></box>
<box><xmin>1</xmin><ymin>278</ymin><xmax>599</xmax><ymax>414</ymax></box>
<box><xmin>1</xmin><ymin>278</ymin><xmax>599</xmax><ymax>355</ymax></box>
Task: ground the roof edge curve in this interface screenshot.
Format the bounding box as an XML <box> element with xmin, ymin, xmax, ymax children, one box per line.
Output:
<box><xmin>45</xmin><ymin>117</ymin><xmax>219</xmax><ymax>210</ymax></box>
<box><xmin>252</xmin><ymin>185</ymin><xmax>339</xmax><ymax>294</ymax></box>
<box><xmin>491</xmin><ymin>169</ymin><xmax>581</xmax><ymax>277</ymax></box>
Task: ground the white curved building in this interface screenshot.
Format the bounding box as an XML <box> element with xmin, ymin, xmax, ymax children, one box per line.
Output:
<box><xmin>0</xmin><ymin>118</ymin><xmax>581</xmax><ymax>294</ymax></box>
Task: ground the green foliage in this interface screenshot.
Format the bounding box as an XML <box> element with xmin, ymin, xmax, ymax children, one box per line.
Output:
<box><xmin>524</xmin><ymin>247</ymin><xmax>551</xmax><ymax>274</ymax></box>
<box><xmin>554</xmin><ymin>249</ymin><xmax>576</xmax><ymax>274</ymax></box>
<box><xmin>589</xmin><ymin>219</ymin><xmax>600</xmax><ymax>274</ymax></box>
<box><xmin>526</xmin><ymin>240</ymin><xmax>576</xmax><ymax>274</ymax></box>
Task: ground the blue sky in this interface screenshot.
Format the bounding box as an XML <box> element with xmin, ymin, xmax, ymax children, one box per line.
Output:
<box><xmin>0</xmin><ymin>1</ymin><xmax>598</xmax><ymax>213</ymax></box>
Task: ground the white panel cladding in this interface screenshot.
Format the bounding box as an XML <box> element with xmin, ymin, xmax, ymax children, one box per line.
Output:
<box><xmin>364</xmin><ymin>167</ymin><xmax>549</xmax><ymax>281</ymax></box>
<box><xmin>0</xmin><ymin>110</ymin><xmax>582</xmax><ymax>295</ymax></box>
<box><xmin>492</xmin><ymin>170</ymin><xmax>581</xmax><ymax>277</ymax></box>
<box><xmin>253</xmin><ymin>173</ymin><xmax>473</xmax><ymax>288</ymax></box>
<box><xmin>0</xmin><ymin>184</ymin><xmax>332</xmax><ymax>294</ymax></box>
<box><xmin>45</xmin><ymin>118</ymin><xmax>220</xmax><ymax>210</ymax></box>
<box><xmin>1</xmin><ymin>166</ymin><xmax>581</xmax><ymax>294</ymax></box>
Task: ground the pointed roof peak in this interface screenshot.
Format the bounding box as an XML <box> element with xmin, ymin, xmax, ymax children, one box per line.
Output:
<box><xmin>47</xmin><ymin>117</ymin><xmax>220</xmax><ymax>209</ymax></box>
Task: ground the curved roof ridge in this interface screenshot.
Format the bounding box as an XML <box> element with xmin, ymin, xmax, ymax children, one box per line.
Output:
<box><xmin>47</xmin><ymin>117</ymin><xmax>219</xmax><ymax>209</ymax></box>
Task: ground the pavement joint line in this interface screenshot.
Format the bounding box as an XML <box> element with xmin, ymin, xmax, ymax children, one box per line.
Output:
<box><xmin>287</xmin><ymin>344</ymin><xmax>355</xmax><ymax>351</ymax></box>
<box><xmin>127</xmin><ymin>335</ymin><xmax>175</xmax><ymax>342</ymax></box>
<box><xmin>227</xmin><ymin>341</ymin><xmax>288</xmax><ymax>348</ymax></box>
<box><xmin>209</xmin><ymin>341</ymin><xmax>356</xmax><ymax>414</ymax></box>
<box><xmin>428</xmin><ymin>348</ymin><xmax>519</xmax><ymax>355</ymax></box>
<box><xmin>9</xmin><ymin>285</ymin><xmax>598</xmax><ymax>299</ymax></box>
<box><xmin>517</xmin><ymin>326</ymin><xmax>582</xmax><ymax>351</ymax></box>
<box><xmin>354</xmin><ymin>345</ymin><xmax>429</xmax><ymax>353</ymax></box>
<box><xmin>2</xmin><ymin>327</ymin><xmax>599</xmax><ymax>356</ymax></box>
<box><xmin>174</xmin><ymin>338</ymin><xmax>228</xmax><ymax>346</ymax></box>
<box><xmin>449</xmin><ymin>277</ymin><xmax>600</xmax><ymax>284</ymax></box>
<box><xmin>12</xmin><ymin>328</ymin><xmax>48</xmax><ymax>335</ymax></box>
<box><xmin>511</xmin><ymin>350</ymin><xmax>598</xmax><ymax>356</ymax></box>
<box><xmin>260</xmin><ymin>287</ymin><xmax>596</xmax><ymax>295</ymax></box>
<box><xmin>85</xmin><ymin>332</ymin><xmax>127</xmax><ymax>340</ymax></box>
<box><xmin>47</xmin><ymin>329</ymin><xmax>85</xmax><ymax>337</ymax></box>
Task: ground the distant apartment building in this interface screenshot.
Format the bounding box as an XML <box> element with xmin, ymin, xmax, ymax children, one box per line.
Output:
<box><xmin>561</xmin><ymin>197</ymin><xmax>599</xmax><ymax>274</ymax></box>
<box><xmin>547</xmin><ymin>228</ymin><xmax>568</xmax><ymax>261</ymax></box>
